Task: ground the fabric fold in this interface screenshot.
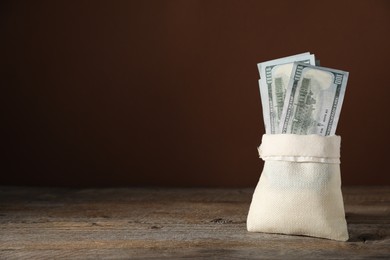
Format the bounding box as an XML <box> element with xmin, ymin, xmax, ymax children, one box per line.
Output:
<box><xmin>258</xmin><ymin>134</ymin><xmax>341</xmax><ymax>163</ymax></box>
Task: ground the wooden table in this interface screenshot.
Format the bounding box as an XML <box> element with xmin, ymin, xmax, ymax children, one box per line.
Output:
<box><xmin>0</xmin><ymin>186</ymin><xmax>389</xmax><ymax>259</ymax></box>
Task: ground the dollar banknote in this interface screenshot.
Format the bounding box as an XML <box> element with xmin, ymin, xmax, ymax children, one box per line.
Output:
<box><xmin>279</xmin><ymin>62</ymin><xmax>348</xmax><ymax>136</ymax></box>
<box><xmin>257</xmin><ymin>52</ymin><xmax>312</xmax><ymax>76</ymax></box>
<box><xmin>257</xmin><ymin>53</ymin><xmax>315</xmax><ymax>134</ymax></box>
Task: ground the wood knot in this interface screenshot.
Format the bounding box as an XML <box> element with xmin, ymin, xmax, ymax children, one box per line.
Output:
<box><xmin>150</xmin><ymin>225</ymin><xmax>162</xmax><ymax>229</ymax></box>
<box><xmin>210</xmin><ymin>218</ymin><xmax>232</xmax><ymax>224</ymax></box>
<box><xmin>357</xmin><ymin>233</ymin><xmax>384</xmax><ymax>243</ymax></box>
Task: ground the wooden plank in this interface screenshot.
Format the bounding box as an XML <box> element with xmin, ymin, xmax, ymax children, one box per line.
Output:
<box><xmin>0</xmin><ymin>186</ymin><xmax>389</xmax><ymax>259</ymax></box>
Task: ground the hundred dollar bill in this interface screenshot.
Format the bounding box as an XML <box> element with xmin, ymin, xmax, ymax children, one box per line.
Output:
<box><xmin>257</xmin><ymin>52</ymin><xmax>311</xmax><ymax>75</ymax></box>
<box><xmin>257</xmin><ymin>53</ymin><xmax>315</xmax><ymax>134</ymax></box>
<box><xmin>279</xmin><ymin>62</ymin><xmax>348</xmax><ymax>136</ymax></box>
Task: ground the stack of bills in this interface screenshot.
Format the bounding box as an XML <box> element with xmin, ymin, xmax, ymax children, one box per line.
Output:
<box><xmin>257</xmin><ymin>52</ymin><xmax>348</xmax><ymax>136</ymax></box>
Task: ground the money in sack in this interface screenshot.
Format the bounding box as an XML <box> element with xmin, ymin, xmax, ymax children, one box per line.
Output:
<box><xmin>247</xmin><ymin>54</ymin><xmax>349</xmax><ymax>241</ymax></box>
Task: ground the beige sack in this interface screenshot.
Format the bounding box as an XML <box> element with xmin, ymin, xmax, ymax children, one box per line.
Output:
<box><xmin>247</xmin><ymin>134</ymin><xmax>348</xmax><ymax>241</ymax></box>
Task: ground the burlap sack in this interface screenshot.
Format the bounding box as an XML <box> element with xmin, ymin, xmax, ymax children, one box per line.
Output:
<box><xmin>247</xmin><ymin>134</ymin><xmax>348</xmax><ymax>241</ymax></box>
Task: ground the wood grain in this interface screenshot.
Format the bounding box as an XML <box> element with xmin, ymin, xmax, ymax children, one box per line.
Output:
<box><xmin>0</xmin><ymin>187</ymin><xmax>389</xmax><ymax>259</ymax></box>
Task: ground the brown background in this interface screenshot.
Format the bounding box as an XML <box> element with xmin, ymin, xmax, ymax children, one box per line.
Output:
<box><xmin>1</xmin><ymin>0</ymin><xmax>389</xmax><ymax>187</ymax></box>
